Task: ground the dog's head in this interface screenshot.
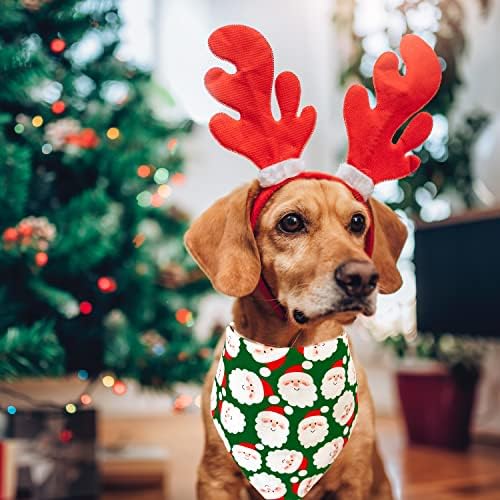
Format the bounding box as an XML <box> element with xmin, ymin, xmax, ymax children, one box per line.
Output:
<box><xmin>185</xmin><ymin>178</ymin><xmax>406</xmax><ymax>326</ymax></box>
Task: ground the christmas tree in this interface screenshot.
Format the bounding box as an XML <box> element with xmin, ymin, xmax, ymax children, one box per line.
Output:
<box><xmin>0</xmin><ymin>0</ymin><xmax>213</xmax><ymax>390</ymax></box>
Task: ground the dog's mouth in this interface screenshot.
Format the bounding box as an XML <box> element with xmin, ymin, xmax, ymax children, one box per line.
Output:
<box><xmin>292</xmin><ymin>296</ymin><xmax>376</xmax><ymax>325</ymax></box>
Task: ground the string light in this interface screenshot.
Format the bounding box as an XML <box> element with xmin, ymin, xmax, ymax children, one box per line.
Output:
<box><xmin>50</xmin><ymin>38</ymin><xmax>66</xmax><ymax>53</ymax></box>
<box><xmin>51</xmin><ymin>100</ymin><xmax>66</xmax><ymax>114</ymax></box>
<box><xmin>167</xmin><ymin>138</ymin><xmax>178</xmax><ymax>151</ymax></box>
<box><xmin>175</xmin><ymin>308</ymin><xmax>192</xmax><ymax>324</ymax></box>
<box><xmin>173</xmin><ymin>394</ymin><xmax>192</xmax><ymax>411</ymax></box>
<box><xmin>102</xmin><ymin>375</ymin><xmax>115</xmax><ymax>388</ymax></box>
<box><xmin>79</xmin><ymin>301</ymin><xmax>93</xmax><ymax>315</ymax></box>
<box><xmin>59</xmin><ymin>429</ymin><xmax>73</xmax><ymax>443</ymax></box>
<box><xmin>41</xmin><ymin>143</ymin><xmax>53</xmax><ymax>155</ymax></box>
<box><xmin>3</xmin><ymin>227</ymin><xmax>18</xmax><ymax>242</ymax></box>
<box><xmin>34</xmin><ymin>251</ymin><xmax>48</xmax><ymax>267</ymax></box>
<box><xmin>150</xmin><ymin>193</ymin><xmax>164</xmax><ymax>207</ymax></box>
<box><xmin>177</xmin><ymin>351</ymin><xmax>188</xmax><ymax>361</ymax></box>
<box><xmin>106</xmin><ymin>127</ymin><xmax>120</xmax><ymax>140</ymax></box>
<box><xmin>97</xmin><ymin>276</ymin><xmax>117</xmax><ymax>293</ymax></box>
<box><xmin>133</xmin><ymin>233</ymin><xmax>145</xmax><ymax>248</ymax></box>
<box><xmin>136</xmin><ymin>191</ymin><xmax>151</xmax><ymax>207</ymax></box>
<box><xmin>171</xmin><ymin>172</ymin><xmax>186</xmax><ymax>185</ymax></box>
<box><xmin>32</xmin><ymin>115</ymin><xmax>44</xmax><ymax>127</ymax></box>
<box><xmin>14</xmin><ymin>123</ymin><xmax>24</xmax><ymax>134</ymax></box>
<box><xmin>65</xmin><ymin>403</ymin><xmax>77</xmax><ymax>414</ymax></box>
<box><xmin>137</xmin><ymin>165</ymin><xmax>151</xmax><ymax>178</ymax></box>
<box><xmin>158</xmin><ymin>185</ymin><xmax>172</xmax><ymax>198</ymax></box>
<box><xmin>7</xmin><ymin>405</ymin><xmax>17</xmax><ymax>415</ymax></box>
<box><xmin>80</xmin><ymin>394</ymin><xmax>92</xmax><ymax>405</ymax></box>
<box><xmin>153</xmin><ymin>168</ymin><xmax>169</xmax><ymax>184</ymax></box>
<box><xmin>77</xmin><ymin>369</ymin><xmax>89</xmax><ymax>380</ymax></box>
<box><xmin>112</xmin><ymin>380</ymin><xmax>127</xmax><ymax>396</ymax></box>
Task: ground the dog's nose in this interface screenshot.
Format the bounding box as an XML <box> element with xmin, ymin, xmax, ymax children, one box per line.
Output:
<box><xmin>335</xmin><ymin>261</ymin><xmax>379</xmax><ymax>297</ymax></box>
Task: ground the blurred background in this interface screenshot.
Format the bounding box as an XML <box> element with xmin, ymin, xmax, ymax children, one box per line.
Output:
<box><xmin>1</xmin><ymin>0</ymin><xmax>499</xmax><ymax>499</ymax></box>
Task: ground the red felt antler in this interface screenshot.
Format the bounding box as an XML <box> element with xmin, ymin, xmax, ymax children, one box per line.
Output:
<box><xmin>343</xmin><ymin>34</ymin><xmax>442</xmax><ymax>185</ymax></box>
<box><xmin>205</xmin><ymin>25</ymin><xmax>316</xmax><ymax>169</ymax></box>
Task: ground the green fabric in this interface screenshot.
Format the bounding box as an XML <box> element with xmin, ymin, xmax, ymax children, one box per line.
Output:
<box><xmin>211</xmin><ymin>324</ymin><xmax>359</xmax><ymax>499</ymax></box>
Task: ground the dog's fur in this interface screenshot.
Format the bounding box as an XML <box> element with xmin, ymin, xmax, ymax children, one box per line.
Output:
<box><xmin>185</xmin><ymin>179</ymin><xmax>406</xmax><ymax>499</ymax></box>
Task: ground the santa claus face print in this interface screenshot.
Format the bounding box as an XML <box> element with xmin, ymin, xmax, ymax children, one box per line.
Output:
<box><xmin>320</xmin><ymin>366</ymin><xmax>346</xmax><ymax>400</ymax></box>
<box><xmin>255</xmin><ymin>411</ymin><xmax>290</xmax><ymax>448</ymax></box>
<box><xmin>312</xmin><ymin>437</ymin><xmax>344</xmax><ymax>469</ymax></box>
<box><xmin>244</xmin><ymin>340</ymin><xmax>288</xmax><ymax>364</ymax></box>
<box><xmin>333</xmin><ymin>390</ymin><xmax>355</xmax><ymax>426</ymax></box>
<box><xmin>225</xmin><ymin>327</ymin><xmax>241</xmax><ymax>358</ymax></box>
<box><xmin>220</xmin><ymin>400</ymin><xmax>246</xmax><ymax>434</ymax></box>
<box><xmin>215</xmin><ymin>356</ymin><xmax>224</xmax><ymax>386</ymax></box>
<box><xmin>266</xmin><ymin>449</ymin><xmax>304</xmax><ymax>474</ymax></box>
<box><xmin>229</xmin><ymin>368</ymin><xmax>264</xmax><ymax>405</ymax></box>
<box><xmin>277</xmin><ymin>372</ymin><xmax>317</xmax><ymax>408</ymax></box>
<box><xmin>297</xmin><ymin>474</ymin><xmax>322</xmax><ymax>498</ymax></box>
<box><xmin>303</xmin><ymin>339</ymin><xmax>338</xmax><ymax>362</ymax></box>
<box><xmin>249</xmin><ymin>473</ymin><xmax>287</xmax><ymax>499</ymax></box>
<box><xmin>297</xmin><ymin>416</ymin><xmax>329</xmax><ymax>448</ymax></box>
<box><xmin>232</xmin><ymin>445</ymin><xmax>262</xmax><ymax>472</ymax></box>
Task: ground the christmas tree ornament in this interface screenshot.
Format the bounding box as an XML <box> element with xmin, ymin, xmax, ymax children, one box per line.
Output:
<box><xmin>106</xmin><ymin>127</ymin><xmax>120</xmax><ymax>140</ymax></box>
<box><xmin>212</xmin><ymin>325</ymin><xmax>358</xmax><ymax>499</ymax></box>
<box><xmin>50</xmin><ymin>38</ymin><xmax>66</xmax><ymax>54</ymax></box>
<box><xmin>205</xmin><ymin>24</ymin><xmax>442</xmax><ymax>320</ymax></box>
<box><xmin>35</xmin><ymin>251</ymin><xmax>48</xmax><ymax>267</ymax></box>
<box><xmin>79</xmin><ymin>301</ymin><xmax>93</xmax><ymax>315</ymax></box>
<box><xmin>31</xmin><ymin>115</ymin><xmax>44</xmax><ymax>127</ymax></box>
<box><xmin>97</xmin><ymin>276</ymin><xmax>117</xmax><ymax>293</ymax></box>
<box><xmin>51</xmin><ymin>100</ymin><xmax>66</xmax><ymax>114</ymax></box>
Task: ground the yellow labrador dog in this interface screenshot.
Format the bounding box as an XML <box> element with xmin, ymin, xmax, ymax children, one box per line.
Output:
<box><xmin>185</xmin><ymin>178</ymin><xmax>405</xmax><ymax>499</ymax></box>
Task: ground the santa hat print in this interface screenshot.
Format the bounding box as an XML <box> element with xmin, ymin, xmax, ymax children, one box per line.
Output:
<box><xmin>298</xmin><ymin>455</ymin><xmax>308</xmax><ymax>473</ymax></box>
<box><xmin>262</xmin><ymin>405</ymin><xmax>285</xmax><ymax>417</ymax></box>
<box><xmin>261</xmin><ymin>378</ymin><xmax>274</xmax><ymax>398</ymax></box>
<box><xmin>331</xmin><ymin>359</ymin><xmax>343</xmax><ymax>369</ymax></box>
<box><xmin>266</xmin><ymin>355</ymin><xmax>287</xmax><ymax>372</ymax></box>
<box><xmin>284</xmin><ymin>365</ymin><xmax>304</xmax><ymax>376</ymax></box>
<box><xmin>237</xmin><ymin>442</ymin><xmax>257</xmax><ymax>452</ymax></box>
<box><xmin>303</xmin><ymin>409</ymin><xmax>322</xmax><ymax>421</ymax></box>
<box><xmin>205</xmin><ymin>25</ymin><xmax>441</xmax><ymax>318</ymax></box>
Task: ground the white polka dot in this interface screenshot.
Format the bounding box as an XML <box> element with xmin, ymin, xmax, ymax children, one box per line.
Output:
<box><xmin>298</xmin><ymin>470</ymin><xmax>307</xmax><ymax>477</ymax></box>
<box><xmin>290</xmin><ymin>477</ymin><xmax>299</xmax><ymax>484</ymax></box>
<box><xmin>320</xmin><ymin>406</ymin><xmax>329</xmax><ymax>413</ymax></box>
<box><xmin>343</xmin><ymin>356</ymin><xmax>347</xmax><ymax>364</ymax></box>
<box><xmin>255</xmin><ymin>443</ymin><xmax>264</xmax><ymax>451</ymax></box>
<box><xmin>259</xmin><ymin>367</ymin><xmax>271</xmax><ymax>377</ymax></box>
<box><xmin>222</xmin><ymin>388</ymin><xmax>226</xmax><ymax>396</ymax></box>
<box><xmin>268</xmin><ymin>396</ymin><xmax>280</xmax><ymax>404</ymax></box>
<box><xmin>302</xmin><ymin>361</ymin><xmax>313</xmax><ymax>370</ymax></box>
<box><xmin>344</xmin><ymin>426</ymin><xmax>349</xmax><ymax>435</ymax></box>
<box><xmin>284</xmin><ymin>406</ymin><xmax>293</xmax><ymax>415</ymax></box>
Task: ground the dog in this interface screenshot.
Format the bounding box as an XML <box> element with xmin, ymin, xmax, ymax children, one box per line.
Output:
<box><xmin>185</xmin><ymin>177</ymin><xmax>406</xmax><ymax>499</ymax></box>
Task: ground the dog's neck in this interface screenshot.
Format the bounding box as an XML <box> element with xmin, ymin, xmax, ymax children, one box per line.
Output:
<box><xmin>233</xmin><ymin>294</ymin><xmax>347</xmax><ymax>347</ymax></box>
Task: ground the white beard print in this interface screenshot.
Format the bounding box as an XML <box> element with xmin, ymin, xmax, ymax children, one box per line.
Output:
<box><xmin>229</xmin><ymin>368</ymin><xmax>264</xmax><ymax>405</ymax></box>
<box><xmin>232</xmin><ymin>445</ymin><xmax>262</xmax><ymax>472</ymax></box>
<box><xmin>255</xmin><ymin>411</ymin><xmax>290</xmax><ymax>448</ymax></box>
<box><xmin>320</xmin><ymin>367</ymin><xmax>346</xmax><ymax>400</ymax></box>
<box><xmin>303</xmin><ymin>339</ymin><xmax>338</xmax><ymax>362</ymax></box>
<box><xmin>244</xmin><ymin>341</ymin><xmax>288</xmax><ymax>364</ymax></box>
<box><xmin>277</xmin><ymin>373</ymin><xmax>317</xmax><ymax>408</ymax></box>
<box><xmin>297</xmin><ymin>474</ymin><xmax>322</xmax><ymax>498</ymax></box>
<box><xmin>333</xmin><ymin>390</ymin><xmax>355</xmax><ymax>426</ymax></box>
<box><xmin>210</xmin><ymin>382</ymin><xmax>217</xmax><ymax>411</ymax></box>
<box><xmin>313</xmin><ymin>437</ymin><xmax>344</xmax><ymax>469</ymax></box>
<box><xmin>215</xmin><ymin>356</ymin><xmax>224</xmax><ymax>386</ymax></box>
<box><xmin>347</xmin><ymin>358</ymin><xmax>357</xmax><ymax>385</ymax></box>
<box><xmin>220</xmin><ymin>401</ymin><xmax>246</xmax><ymax>434</ymax></box>
<box><xmin>266</xmin><ymin>449</ymin><xmax>303</xmax><ymax>474</ymax></box>
<box><xmin>249</xmin><ymin>472</ymin><xmax>287</xmax><ymax>500</ymax></box>
<box><xmin>297</xmin><ymin>416</ymin><xmax>329</xmax><ymax>449</ymax></box>
<box><xmin>213</xmin><ymin>418</ymin><xmax>231</xmax><ymax>452</ymax></box>
<box><xmin>225</xmin><ymin>328</ymin><xmax>241</xmax><ymax>358</ymax></box>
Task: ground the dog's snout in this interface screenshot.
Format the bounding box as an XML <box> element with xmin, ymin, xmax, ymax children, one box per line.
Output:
<box><xmin>334</xmin><ymin>261</ymin><xmax>379</xmax><ymax>297</ymax></box>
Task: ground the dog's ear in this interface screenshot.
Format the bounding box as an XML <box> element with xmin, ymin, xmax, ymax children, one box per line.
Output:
<box><xmin>184</xmin><ymin>181</ymin><xmax>261</xmax><ymax>297</ymax></box>
<box><xmin>369</xmin><ymin>197</ymin><xmax>407</xmax><ymax>294</ymax></box>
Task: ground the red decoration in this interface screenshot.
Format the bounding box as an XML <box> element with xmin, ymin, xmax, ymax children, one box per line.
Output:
<box><xmin>137</xmin><ymin>165</ymin><xmax>151</xmax><ymax>178</ymax></box>
<box><xmin>205</xmin><ymin>25</ymin><xmax>316</xmax><ymax>169</ymax></box>
<box><xmin>59</xmin><ymin>429</ymin><xmax>73</xmax><ymax>443</ymax></box>
<box><xmin>65</xmin><ymin>128</ymin><xmax>99</xmax><ymax>149</ymax></box>
<box><xmin>97</xmin><ymin>276</ymin><xmax>117</xmax><ymax>293</ymax></box>
<box><xmin>35</xmin><ymin>251</ymin><xmax>48</xmax><ymax>267</ymax></box>
<box><xmin>17</xmin><ymin>223</ymin><xmax>33</xmax><ymax>238</ymax></box>
<box><xmin>343</xmin><ymin>34</ymin><xmax>442</xmax><ymax>185</ymax></box>
<box><xmin>2</xmin><ymin>227</ymin><xmax>18</xmax><ymax>243</ymax></box>
<box><xmin>51</xmin><ymin>100</ymin><xmax>66</xmax><ymax>114</ymax></box>
<box><xmin>112</xmin><ymin>380</ymin><xmax>127</xmax><ymax>396</ymax></box>
<box><xmin>170</xmin><ymin>172</ymin><xmax>186</xmax><ymax>185</ymax></box>
<box><xmin>50</xmin><ymin>38</ymin><xmax>66</xmax><ymax>53</ymax></box>
<box><xmin>175</xmin><ymin>308</ymin><xmax>191</xmax><ymax>324</ymax></box>
<box><xmin>79</xmin><ymin>301</ymin><xmax>93</xmax><ymax>315</ymax></box>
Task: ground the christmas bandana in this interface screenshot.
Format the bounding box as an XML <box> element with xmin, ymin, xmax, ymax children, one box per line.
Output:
<box><xmin>211</xmin><ymin>324</ymin><xmax>358</xmax><ymax>499</ymax></box>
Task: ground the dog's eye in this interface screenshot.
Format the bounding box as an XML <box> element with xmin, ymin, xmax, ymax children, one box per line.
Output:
<box><xmin>278</xmin><ymin>213</ymin><xmax>305</xmax><ymax>233</ymax></box>
<box><xmin>349</xmin><ymin>213</ymin><xmax>366</xmax><ymax>235</ymax></box>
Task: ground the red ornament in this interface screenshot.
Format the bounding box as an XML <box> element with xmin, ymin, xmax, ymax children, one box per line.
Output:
<box><xmin>51</xmin><ymin>100</ymin><xmax>66</xmax><ymax>114</ymax></box>
<box><xmin>79</xmin><ymin>301</ymin><xmax>93</xmax><ymax>315</ymax></box>
<box><xmin>175</xmin><ymin>308</ymin><xmax>191</xmax><ymax>324</ymax></box>
<box><xmin>97</xmin><ymin>276</ymin><xmax>117</xmax><ymax>293</ymax></box>
<box><xmin>35</xmin><ymin>251</ymin><xmax>48</xmax><ymax>267</ymax></box>
<box><xmin>17</xmin><ymin>223</ymin><xmax>33</xmax><ymax>238</ymax></box>
<box><xmin>59</xmin><ymin>429</ymin><xmax>73</xmax><ymax>443</ymax></box>
<box><xmin>50</xmin><ymin>38</ymin><xmax>66</xmax><ymax>53</ymax></box>
<box><xmin>112</xmin><ymin>380</ymin><xmax>127</xmax><ymax>396</ymax></box>
<box><xmin>2</xmin><ymin>227</ymin><xmax>18</xmax><ymax>243</ymax></box>
<box><xmin>66</xmin><ymin>128</ymin><xmax>100</xmax><ymax>149</ymax></box>
<box><xmin>170</xmin><ymin>173</ymin><xmax>186</xmax><ymax>186</ymax></box>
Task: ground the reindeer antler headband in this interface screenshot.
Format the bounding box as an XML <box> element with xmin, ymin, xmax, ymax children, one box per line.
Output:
<box><xmin>205</xmin><ymin>25</ymin><xmax>441</xmax><ymax>315</ymax></box>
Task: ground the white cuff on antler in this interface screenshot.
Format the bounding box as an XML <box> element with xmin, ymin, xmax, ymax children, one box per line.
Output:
<box><xmin>336</xmin><ymin>163</ymin><xmax>374</xmax><ymax>200</ymax></box>
<box><xmin>258</xmin><ymin>158</ymin><xmax>305</xmax><ymax>187</ymax></box>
